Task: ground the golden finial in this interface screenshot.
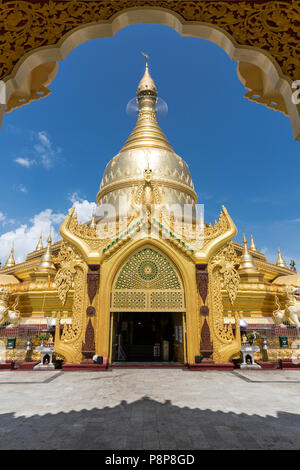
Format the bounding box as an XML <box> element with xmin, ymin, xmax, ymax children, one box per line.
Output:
<box><xmin>36</xmin><ymin>227</ymin><xmax>56</xmax><ymax>273</ymax></box>
<box><xmin>90</xmin><ymin>212</ymin><xmax>96</xmax><ymax>230</ymax></box>
<box><xmin>35</xmin><ymin>234</ymin><xmax>43</xmax><ymax>251</ymax></box>
<box><xmin>47</xmin><ymin>227</ymin><xmax>52</xmax><ymax>245</ymax></box>
<box><xmin>238</xmin><ymin>234</ymin><xmax>259</xmax><ymax>273</ymax></box>
<box><xmin>5</xmin><ymin>246</ymin><xmax>15</xmax><ymax>267</ymax></box>
<box><xmin>120</xmin><ymin>54</ymin><xmax>172</xmax><ymax>153</ymax></box>
<box><xmin>276</xmin><ymin>247</ymin><xmax>287</xmax><ymax>268</ymax></box>
<box><xmin>141</xmin><ymin>52</ymin><xmax>149</xmax><ymax>66</ymax></box>
<box><xmin>137</xmin><ymin>52</ymin><xmax>157</xmax><ymax>97</ymax></box>
<box><xmin>249</xmin><ymin>234</ymin><xmax>258</xmax><ymax>252</ymax></box>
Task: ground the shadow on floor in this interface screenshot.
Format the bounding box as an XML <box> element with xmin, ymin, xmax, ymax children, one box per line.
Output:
<box><xmin>0</xmin><ymin>397</ymin><xmax>299</xmax><ymax>450</ymax></box>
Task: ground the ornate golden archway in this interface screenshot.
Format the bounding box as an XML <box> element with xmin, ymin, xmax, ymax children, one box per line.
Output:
<box><xmin>0</xmin><ymin>1</ymin><xmax>299</xmax><ymax>139</ymax></box>
<box><xmin>111</xmin><ymin>246</ymin><xmax>185</xmax><ymax>312</ymax></box>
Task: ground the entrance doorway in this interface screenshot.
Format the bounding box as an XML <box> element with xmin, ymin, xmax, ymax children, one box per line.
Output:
<box><xmin>111</xmin><ymin>312</ymin><xmax>184</xmax><ymax>363</ymax></box>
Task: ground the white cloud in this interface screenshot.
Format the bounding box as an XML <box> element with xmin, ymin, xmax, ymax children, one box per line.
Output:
<box><xmin>33</xmin><ymin>131</ymin><xmax>61</xmax><ymax>169</ymax></box>
<box><xmin>17</xmin><ymin>184</ymin><xmax>28</xmax><ymax>194</ymax></box>
<box><xmin>11</xmin><ymin>128</ymin><xmax>61</xmax><ymax>170</ymax></box>
<box><xmin>0</xmin><ymin>213</ymin><xmax>16</xmax><ymax>227</ymax></box>
<box><xmin>0</xmin><ymin>209</ymin><xmax>65</xmax><ymax>265</ymax></box>
<box><xmin>14</xmin><ymin>157</ymin><xmax>35</xmax><ymax>168</ymax></box>
<box><xmin>0</xmin><ymin>196</ymin><xmax>96</xmax><ymax>265</ymax></box>
<box><xmin>68</xmin><ymin>193</ymin><xmax>96</xmax><ymax>223</ymax></box>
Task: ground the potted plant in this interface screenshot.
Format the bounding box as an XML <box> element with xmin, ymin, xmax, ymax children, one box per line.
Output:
<box><xmin>37</xmin><ymin>332</ymin><xmax>49</xmax><ymax>346</ymax></box>
<box><xmin>247</xmin><ymin>332</ymin><xmax>260</xmax><ymax>345</ymax></box>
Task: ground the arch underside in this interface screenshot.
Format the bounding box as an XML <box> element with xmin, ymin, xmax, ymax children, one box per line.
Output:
<box><xmin>0</xmin><ymin>1</ymin><xmax>299</xmax><ymax>139</ymax></box>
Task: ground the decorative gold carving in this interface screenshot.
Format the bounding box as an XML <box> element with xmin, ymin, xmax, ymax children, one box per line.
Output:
<box><xmin>131</xmin><ymin>163</ymin><xmax>164</xmax><ymax>208</ymax></box>
<box><xmin>111</xmin><ymin>247</ymin><xmax>184</xmax><ymax>311</ymax></box>
<box><xmin>69</xmin><ymin>211</ymin><xmax>97</xmax><ymax>239</ymax></box>
<box><xmin>0</xmin><ymin>1</ymin><xmax>298</xmax><ymax>84</ymax></box>
<box><xmin>61</xmin><ymin>207</ymin><xmax>109</xmax><ymax>257</ymax></box>
<box><xmin>0</xmin><ymin>288</ymin><xmax>20</xmax><ymax>327</ymax></box>
<box><xmin>207</xmin><ymin>241</ymin><xmax>241</xmax><ymax>361</ymax></box>
<box><xmin>111</xmin><ymin>289</ymin><xmax>184</xmax><ymax>312</ymax></box>
<box><xmin>54</xmin><ymin>242</ymin><xmax>76</xmax><ymax>306</ymax></box>
<box><xmin>204</xmin><ymin>211</ymin><xmax>230</xmax><ymax>241</ymax></box>
<box><xmin>161</xmin><ymin>207</ymin><xmax>230</xmax><ymax>251</ymax></box>
<box><xmin>210</xmin><ymin>242</ymin><xmax>240</xmax><ymax>306</ymax></box>
<box><xmin>115</xmin><ymin>247</ymin><xmax>181</xmax><ymax>290</ymax></box>
<box><xmin>54</xmin><ymin>242</ymin><xmax>88</xmax><ymax>362</ymax></box>
<box><xmin>112</xmin><ymin>290</ymin><xmax>146</xmax><ymax>310</ymax></box>
<box><xmin>150</xmin><ymin>291</ymin><xmax>183</xmax><ymax>310</ymax></box>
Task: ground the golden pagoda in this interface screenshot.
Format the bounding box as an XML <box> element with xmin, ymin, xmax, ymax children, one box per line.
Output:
<box><xmin>249</xmin><ymin>234</ymin><xmax>258</xmax><ymax>252</ymax></box>
<box><xmin>0</xmin><ymin>57</ymin><xmax>297</xmax><ymax>367</ymax></box>
<box><xmin>35</xmin><ymin>235</ymin><xmax>43</xmax><ymax>251</ymax></box>
<box><xmin>276</xmin><ymin>248</ymin><xmax>287</xmax><ymax>268</ymax></box>
<box><xmin>5</xmin><ymin>247</ymin><xmax>15</xmax><ymax>268</ymax></box>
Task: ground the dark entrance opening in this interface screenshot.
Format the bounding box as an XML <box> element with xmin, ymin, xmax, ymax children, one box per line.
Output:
<box><xmin>112</xmin><ymin>312</ymin><xmax>184</xmax><ymax>363</ymax></box>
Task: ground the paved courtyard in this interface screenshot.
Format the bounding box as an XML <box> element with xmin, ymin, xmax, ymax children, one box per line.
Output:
<box><xmin>0</xmin><ymin>369</ymin><xmax>300</xmax><ymax>449</ymax></box>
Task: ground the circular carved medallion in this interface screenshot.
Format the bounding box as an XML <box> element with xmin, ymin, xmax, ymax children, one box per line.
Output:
<box><xmin>86</xmin><ymin>306</ymin><xmax>96</xmax><ymax>317</ymax></box>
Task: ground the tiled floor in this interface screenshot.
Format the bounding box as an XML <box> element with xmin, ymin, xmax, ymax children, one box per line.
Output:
<box><xmin>0</xmin><ymin>369</ymin><xmax>300</xmax><ymax>449</ymax></box>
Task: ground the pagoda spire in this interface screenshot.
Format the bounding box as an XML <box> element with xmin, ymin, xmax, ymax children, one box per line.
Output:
<box><xmin>249</xmin><ymin>234</ymin><xmax>258</xmax><ymax>252</ymax></box>
<box><xmin>90</xmin><ymin>212</ymin><xmax>96</xmax><ymax>230</ymax></box>
<box><xmin>276</xmin><ymin>247</ymin><xmax>287</xmax><ymax>268</ymax></box>
<box><xmin>120</xmin><ymin>53</ymin><xmax>172</xmax><ymax>153</ymax></box>
<box><xmin>238</xmin><ymin>234</ymin><xmax>259</xmax><ymax>274</ymax></box>
<box><xmin>35</xmin><ymin>234</ymin><xmax>43</xmax><ymax>251</ymax></box>
<box><xmin>36</xmin><ymin>228</ymin><xmax>56</xmax><ymax>273</ymax></box>
<box><xmin>5</xmin><ymin>246</ymin><xmax>15</xmax><ymax>267</ymax></box>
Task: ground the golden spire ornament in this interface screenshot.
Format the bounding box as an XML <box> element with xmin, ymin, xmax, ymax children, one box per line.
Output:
<box><xmin>90</xmin><ymin>212</ymin><xmax>96</xmax><ymax>230</ymax></box>
<box><xmin>137</xmin><ymin>52</ymin><xmax>157</xmax><ymax>96</ymax></box>
<box><xmin>35</xmin><ymin>234</ymin><xmax>43</xmax><ymax>251</ymax></box>
<box><xmin>36</xmin><ymin>229</ymin><xmax>56</xmax><ymax>273</ymax></box>
<box><xmin>5</xmin><ymin>246</ymin><xmax>15</xmax><ymax>267</ymax></box>
<box><xmin>239</xmin><ymin>234</ymin><xmax>259</xmax><ymax>274</ymax></box>
<box><xmin>276</xmin><ymin>247</ymin><xmax>287</xmax><ymax>268</ymax></box>
<box><xmin>120</xmin><ymin>52</ymin><xmax>172</xmax><ymax>153</ymax></box>
<box><xmin>249</xmin><ymin>234</ymin><xmax>258</xmax><ymax>252</ymax></box>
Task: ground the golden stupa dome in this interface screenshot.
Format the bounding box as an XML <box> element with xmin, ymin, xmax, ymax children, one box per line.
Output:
<box><xmin>96</xmin><ymin>55</ymin><xmax>197</xmax><ymax>214</ymax></box>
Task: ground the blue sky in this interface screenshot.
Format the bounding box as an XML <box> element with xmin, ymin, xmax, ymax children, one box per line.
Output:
<box><xmin>0</xmin><ymin>24</ymin><xmax>299</xmax><ymax>267</ymax></box>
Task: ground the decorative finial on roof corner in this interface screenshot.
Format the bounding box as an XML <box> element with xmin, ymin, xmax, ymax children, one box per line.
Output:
<box><xmin>276</xmin><ymin>247</ymin><xmax>287</xmax><ymax>268</ymax></box>
<box><xmin>36</xmin><ymin>226</ymin><xmax>56</xmax><ymax>274</ymax></box>
<box><xmin>239</xmin><ymin>234</ymin><xmax>259</xmax><ymax>273</ymax></box>
<box><xmin>249</xmin><ymin>234</ymin><xmax>258</xmax><ymax>252</ymax></box>
<box><xmin>5</xmin><ymin>246</ymin><xmax>15</xmax><ymax>267</ymax></box>
<box><xmin>47</xmin><ymin>226</ymin><xmax>52</xmax><ymax>245</ymax></box>
<box><xmin>35</xmin><ymin>234</ymin><xmax>43</xmax><ymax>251</ymax></box>
<box><xmin>90</xmin><ymin>211</ymin><xmax>96</xmax><ymax>230</ymax></box>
